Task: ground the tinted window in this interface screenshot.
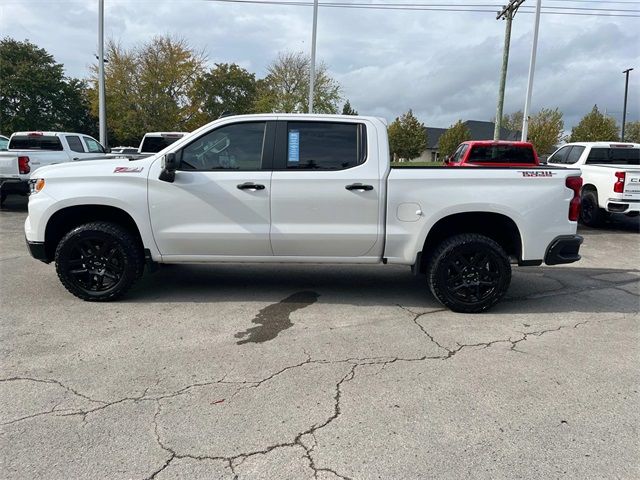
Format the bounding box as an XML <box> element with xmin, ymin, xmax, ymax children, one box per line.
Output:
<box><xmin>83</xmin><ymin>137</ymin><xmax>104</xmax><ymax>153</ymax></box>
<box><xmin>140</xmin><ymin>135</ymin><xmax>183</xmax><ymax>153</ymax></box>
<box><xmin>180</xmin><ymin>122</ymin><xmax>265</xmax><ymax>171</ymax></box>
<box><xmin>8</xmin><ymin>135</ymin><xmax>63</xmax><ymax>151</ymax></box>
<box><xmin>547</xmin><ymin>146</ymin><xmax>571</xmax><ymax>164</ymax></box>
<box><xmin>467</xmin><ymin>145</ymin><xmax>535</xmax><ymax>164</ymax></box>
<box><xmin>449</xmin><ymin>144</ymin><xmax>466</xmax><ymax>163</ymax></box>
<box><xmin>286</xmin><ymin>122</ymin><xmax>365</xmax><ymax>170</ymax></box>
<box><xmin>586</xmin><ymin>148</ymin><xmax>640</xmax><ymax>165</ymax></box>
<box><xmin>66</xmin><ymin>135</ymin><xmax>85</xmax><ymax>153</ymax></box>
<box><xmin>565</xmin><ymin>146</ymin><xmax>584</xmax><ymax>164</ymax></box>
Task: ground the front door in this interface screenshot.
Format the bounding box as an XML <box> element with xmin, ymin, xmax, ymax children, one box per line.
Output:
<box><xmin>148</xmin><ymin>121</ymin><xmax>275</xmax><ymax>257</ymax></box>
<box><xmin>269</xmin><ymin>120</ymin><xmax>382</xmax><ymax>258</ymax></box>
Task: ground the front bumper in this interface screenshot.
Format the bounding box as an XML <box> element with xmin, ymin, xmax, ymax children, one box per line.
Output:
<box><xmin>544</xmin><ymin>235</ymin><xmax>583</xmax><ymax>265</ymax></box>
<box><xmin>25</xmin><ymin>238</ymin><xmax>50</xmax><ymax>263</ymax></box>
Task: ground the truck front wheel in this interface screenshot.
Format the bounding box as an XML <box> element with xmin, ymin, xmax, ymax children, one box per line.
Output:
<box><xmin>55</xmin><ymin>222</ymin><xmax>144</xmax><ymax>301</ymax></box>
<box><xmin>426</xmin><ymin>234</ymin><xmax>511</xmax><ymax>313</ymax></box>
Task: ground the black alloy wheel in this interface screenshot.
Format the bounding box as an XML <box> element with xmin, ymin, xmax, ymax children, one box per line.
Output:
<box><xmin>427</xmin><ymin>234</ymin><xmax>511</xmax><ymax>313</ymax></box>
<box><xmin>55</xmin><ymin>222</ymin><xmax>143</xmax><ymax>301</ymax></box>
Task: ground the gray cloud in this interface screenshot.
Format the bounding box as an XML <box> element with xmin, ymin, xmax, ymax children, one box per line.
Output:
<box><xmin>1</xmin><ymin>0</ymin><xmax>638</xmax><ymax>130</ymax></box>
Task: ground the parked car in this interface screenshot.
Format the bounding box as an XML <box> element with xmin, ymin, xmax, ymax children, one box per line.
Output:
<box><xmin>106</xmin><ymin>132</ymin><xmax>189</xmax><ymax>160</ymax></box>
<box><xmin>0</xmin><ymin>131</ymin><xmax>109</xmax><ymax>204</ymax></box>
<box><xmin>446</xmin><ymin>141</ymin><xmax>539</xmax><ymax>167</ymax></box>
<box><xmin>24</xmin><ymin>114</ymin><xmax>583</xmax><ymax>312</ymax></box>
<box><xmin>547</xmin><ymin>142</ymin><xmax>640</xmax><ymax>226</ymax></box>
<box><xmin>0</xmin><ymin>135</ymin><xmax>9</xmax><ymax>151</ymax></box>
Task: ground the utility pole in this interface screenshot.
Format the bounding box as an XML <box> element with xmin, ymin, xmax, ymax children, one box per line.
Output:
<box><xmin>621</xmin><ymin>68</ymin><xmax>634</xmax><ymax>141</ymax></box>
<box><xmin>308</xmin><ymin>0</ymin><xmax>319</xmax><ymax>113</ymax></box>
<box><xmin>98</xmin><ymin>0</ymin><xmax>107</xmax><ymax>147</ymax></box>
<box><xmin>494</xmin><ymin>0</ymin><xmax>525</xmax><ymax>140</ymax></box>
<box><xmin>521</xmin><ymin>0</ymin><xmax>542</xmax><ymax>142</ymax></box>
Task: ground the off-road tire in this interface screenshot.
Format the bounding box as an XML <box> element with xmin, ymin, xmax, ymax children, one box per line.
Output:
<box><xmin>55</xmin><ymin>222</ymin><xmax>144</xmax><ymax>301</ymax></box>
<box><xmin>426</xmin><ymin>233</ymin><xmax>511</xmax><ymax>313</ymax></box>
<box><xmin>580</xmin><ymin>190</ymin><xmax>607</xmax><ymax>227</ymax></box>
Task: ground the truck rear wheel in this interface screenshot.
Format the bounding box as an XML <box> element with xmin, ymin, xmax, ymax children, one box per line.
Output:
<box><xmin>580</xmin><ymin>190</ymin><xmax>607</xmax><ymax>227</ymax></box>
<box><xmin>426</xmin><ymin>234</ymin><xmax>511</xmax><ymax>313</ymax></box>
<box><xmin>55</xmin><ymin>222</ymin><xmax>144</xmax><ymax>301</ymax></box>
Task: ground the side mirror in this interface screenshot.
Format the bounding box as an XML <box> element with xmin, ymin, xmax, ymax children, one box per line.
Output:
<box><xmin>159</xmin><ymin>152</ymin><xmax>178</xmax><ymax>183</ymax></box>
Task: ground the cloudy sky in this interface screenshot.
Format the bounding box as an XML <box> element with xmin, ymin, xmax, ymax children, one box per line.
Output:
<box><xmin>1</xmin><ymin>0</ymin><xmax>639</xmax><ymax>130</ymax></box>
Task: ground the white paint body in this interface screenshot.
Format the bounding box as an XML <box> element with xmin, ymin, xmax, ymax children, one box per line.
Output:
<box><xmin>547</xmin><ymin>142</ymin><xmax>640</xmax><ymax>214</ymax></box>
<box><xmin>25</xmin><ymin>114</ymin><xmax>581</xmax><ymax>266</ymax></box>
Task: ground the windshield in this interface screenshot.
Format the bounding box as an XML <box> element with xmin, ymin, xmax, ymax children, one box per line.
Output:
<box><xmin>467</xmin><ymin>145</ymin><xmax>535</xmax><ymax>164</ymax></box>
<box><xmin>139</xmin><ymin>136</ymin><xmax>183</xmax><ymax>153</ymax></box>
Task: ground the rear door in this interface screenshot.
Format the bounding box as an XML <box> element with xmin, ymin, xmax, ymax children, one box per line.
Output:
<box><xmin>148</xmin><ymin>120</ymin><xmax>275</xmax><ymax>257</ymax></box>
<box><xmin>269</xmin><ymin>119</ymin><xmax>382</xmax><ymax>257</ymax></box>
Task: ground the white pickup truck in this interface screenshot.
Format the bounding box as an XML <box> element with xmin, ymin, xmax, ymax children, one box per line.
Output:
<box><xmin>107</xmin><ymin>132</ymin><xmax>188</xmax><ymax>160</ymax></box>
<box><xmin>25</xmin><ymin>114</ymin><xmax>584</xmax><ymax>312</ymax></box>
<box><xmin>0</xmin><ymin>131</ymin><xmax>108</xmax><ymax>204</ymax></box>
<box><xmin>547</xmin><ymin>142</ymin><xmax>640</xmax><ymax>226</ymax></box>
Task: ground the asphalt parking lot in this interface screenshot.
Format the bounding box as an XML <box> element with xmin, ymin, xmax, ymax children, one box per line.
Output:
<box><xmin>1</xmin><ymin>196</ymin><xmax>638</xmax><ymax>480</ymax></box>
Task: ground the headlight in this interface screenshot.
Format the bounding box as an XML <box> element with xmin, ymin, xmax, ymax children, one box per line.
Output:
<box><xmin>29</xmin><ymin>178</ymin><xmax>45</xmax><ymax>194</ymax></box>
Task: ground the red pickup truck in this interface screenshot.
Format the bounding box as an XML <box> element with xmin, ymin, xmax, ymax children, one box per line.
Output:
<box><xmin>446</xmin><ymin>141</ymin><xmax>540</xmax><ymax>167</ymax></box>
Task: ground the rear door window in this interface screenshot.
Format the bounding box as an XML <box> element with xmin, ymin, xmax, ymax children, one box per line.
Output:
<box><xmin>66</xmin><ymin>135</ymin><xmax>85</xmax><ymax>153</ymax></box>
<box><xmin>8</xmin><ymin>135</ymin><xmax>63</xmax><ymax>151</ymax></box>
<box><xmin>586</xmin><ymin>148</ymin><xmax>640</xmax><ymax>165</ymax></box>
<box><xmin>565</xmin><ymin>146</ymin><xmax>585</xmax><ymax>164</ymax></box>
<box><xmin>284</xmin><ymin>122</ymin><xmax>366</xmax><ymax>170</ymax></box>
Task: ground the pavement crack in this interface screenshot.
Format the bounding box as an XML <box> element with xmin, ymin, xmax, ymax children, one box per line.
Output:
<box><xmin>397</xmin><ymin>304</ymin><xmax>451</xmax><ymax>354</ymax></box>
<box><xmin>0</xmin><ymin>376</ymin><xmax>108</xmax><ymax>405</ymax></box>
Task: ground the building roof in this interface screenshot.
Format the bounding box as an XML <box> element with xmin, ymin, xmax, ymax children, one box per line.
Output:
<box><xmin>425</xmin><ymin>120</ymin><xmax>521</xmax><ymax>149</ymax></box>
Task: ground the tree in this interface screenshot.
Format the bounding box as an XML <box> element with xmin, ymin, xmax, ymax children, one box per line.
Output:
<box><xmin>0</xmin><ymin>37</ymin><xmax>96</xmax><ymax>134</ymax></box>
<box><xmin>89</xmin><ymin>36</ymin><xmax>206</xmax><ymax>146</ymax></box>
<box><xmin>570</xmin><ymin>105</ymin><xmax>619</xmax><ymax>142</ymax></box>
<box><xmin>438</xmin><ymin>120</ymin><xmax>471</xmax><ymax>159</ymax></box>
<box><xmin>623</xmin><ymin>121</ymin><xmax>640</xmax><ymax>143</ymax></box>
<box><xmin>501</xmin><ymin>111</ymin><xmax>523</xmax><ymax>133</ymax></box>
<box><xmin>527</xmin><ymin>108</ymin><xmax>565</xmax><ymax>155</ymax></box>
<box><xmin>387</xmin><ymin>110</ymin><xmax>427</xmax><ymax>161</ymax></box>
<box><xmin>255</xmin><ymin>51</ymin><xmax>341</xmax><ymax>114</ymax></box>
<box><xmin>192</xmin><ymin>63</ymin><xmax>257</xmax><ymax>123</ymax></box>
<box><xmin>342</xmin><ymin>100</ymin><xmax>358</xmax><ymax>115</ymax></box>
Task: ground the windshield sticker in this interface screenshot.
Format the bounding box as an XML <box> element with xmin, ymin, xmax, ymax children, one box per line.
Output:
<box><xmin>288</xmin><ymin>130</ymin><xmax>300</xmax><ymax>163</ymax></box>
<box><xmin>114</xmin><ymin>166</ymin><xmax>144</xmax><ymax>173</ymax></box>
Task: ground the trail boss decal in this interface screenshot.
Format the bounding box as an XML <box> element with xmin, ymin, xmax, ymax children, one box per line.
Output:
<box><xmin>113</xmin><ymin>166</ymin><xmax>144</xmax><ymax>173</ymax></box>
<box><xmin>520</xmin><ymin>170</ymin><xmax>556</xmax><ymax>177</ymax></box>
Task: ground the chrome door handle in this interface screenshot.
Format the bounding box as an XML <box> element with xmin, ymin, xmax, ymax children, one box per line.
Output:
<box><xmin>345</xmin><ymin>183</ymin><xmax>373</xmax><ymax>191</ymax></box>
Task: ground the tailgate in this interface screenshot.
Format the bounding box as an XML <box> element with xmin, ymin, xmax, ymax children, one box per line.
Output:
<box><xmin>0</xmin><ymin>154</ymin><xmax>19</xmax><ymax>178</ymax></box>
<box><xmin>623</xmin><ymin>170</ymin><xmax>640</xmax><ymax>200</ymax></box>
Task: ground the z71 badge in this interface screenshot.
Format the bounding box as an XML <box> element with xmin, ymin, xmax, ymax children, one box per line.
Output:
<box><xmin>113</xmin><ymin>166</ymin><xmax>144</xmax><ymax>173</ymax></box>
<box><xmin>520</xmin><ymin>170</ymin><xmax>555</xmax><ymax>177</ymax></box>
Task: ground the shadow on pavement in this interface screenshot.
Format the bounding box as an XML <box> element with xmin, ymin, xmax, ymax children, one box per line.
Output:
<box><xmin>125</xmin><ymin>262</ymin><xmax>639</xmax><ymax>315</ymax></box>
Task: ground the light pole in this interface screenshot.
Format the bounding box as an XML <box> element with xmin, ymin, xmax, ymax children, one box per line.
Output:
<box><xmin>98</xmin><ymin>0</ymin><xmax>107</xmax><ymax>147</ymax></box>
<box><xmin>621</xmin><ymin>68</ymin><xmax>634</xmax><ymax>141</ymax></box>
<box><xmin>308</xmin><ymin>0</ymin><xmax>319</xmax><ymax>113</ymax></box>
<box><xmin>521</xmin><ymin>0</ymin><xmax>541</xmax><ymax>142</ymax></box>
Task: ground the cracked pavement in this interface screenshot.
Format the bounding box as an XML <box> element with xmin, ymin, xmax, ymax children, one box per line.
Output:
<box><xmin>1</xmin><ymin>197</ymin><xmax>639</xmax><ymax>479</ymax></box>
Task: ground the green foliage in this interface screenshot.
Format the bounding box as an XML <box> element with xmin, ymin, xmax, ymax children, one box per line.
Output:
<box><xmin>342</xmin><ymin>100</ymin><xmax>358</xmax><ymax>115</ymax></box>
<box><xmin>89</xmin><ymin>36</ymin><xmax>206</xmax><ymax>146</ymax></box>
<box><xmin>570</xmin><ymin>105</ymin><xmax>620</xmax><ymax>142</ymax></box>
<box><xmin>255</xmin><ymin>51</ymin><xmax>341</xmax><ymax>114</ymax></box>
<box><xmin>623</xmin><ymin>121</ymin><xmax>640</xmax><ymax>143</ymax></box>
<box><xmin>528</xmin><ymin>108</ymin><xmax>565</xmax><ymax>154</ymax></box>
<box><xmin>438</xmin><ymin>120</ymin><xmax>471</xmax><ymax>158</ymax></box>
<box><xmin>501</xmin><ymin>111</ymin><xmax>523</xmax><ymax>133</ymax></box>
<box><xmin>0</xmin><ymin>37</ymin><xmax>96</xmax><ymax>135</ymax></box>
<box><xmin>192</xmin><ymin>63</ymin><xmax>257</xmax><ymax>123</ymax></box>
<box><xmin>387</xmin><ymin>110</ymin><xmax>427</xmax><ymax>161</ymax></box>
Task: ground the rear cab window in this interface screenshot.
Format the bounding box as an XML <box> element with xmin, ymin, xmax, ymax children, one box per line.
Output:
<box><xmin>9</xmin><ymin>134</ymin><xmax>63</xmax><ymax>151</ymax></box>
<box><xmin>283</xmin><ymin>122</ymin><xmax>367</xmax><ymax>170</ymax></box>
<box><xmin>586</xmin><ymin>147</ymin><xmax>640</xmax><ymax>165</ymax></box>
<box><xmin>467</xmin><ymin>144</ymin><xmax>535</xmax><ymax>164</ymax></box>
<box><xmin>140</xmin><ymin>135</ymin><xmax>184</xmax><ymax>153</ymax></box>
